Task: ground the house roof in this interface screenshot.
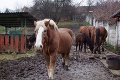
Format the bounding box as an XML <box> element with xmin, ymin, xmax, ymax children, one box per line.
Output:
<box><xmin>111</xmin><ymin>9</ymin><xmax>120</xmax><ymax>18</ymax></box>
<box><xmin>0</xmin><ymin>12</ymin><xmax>37</xmax><ymax>27</ymax></box>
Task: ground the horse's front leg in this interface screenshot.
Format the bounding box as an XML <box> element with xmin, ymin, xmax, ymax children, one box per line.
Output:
<box><xmin>84</xmin><ymin>43</ymin><xmax>86</xmax><ymax>53</ymax></box>
<box><xmin>79</xmin><ymin>42</ymin><xmax>80</xmax><ymax>51</ymax></box>
<box><xmin>101</xmin><ymin>42</ymin><xmax>104</xmax><ymax>52</ymax></box>
<box><xmin>98</xmin><ymin>45</ymin><xmax>101</xmax><ymax>54</ymax></box>
<box><xmin>48</xmin><ymin>52</ymin><xmax>57</xmax><ymax>80</ymax></box>
<box><xmin>81</xmin><ymin>43</ymin><xmax>83</xmax><ymax>52</ymax></box>
<box><xmin>93</xmin><ymin>45</ymin><xmax>98</xmax><ymax>54</ymax></box>
<box><xmin>64</xmin><ymin>51</ymin><xmax>70</xmax><ymax>71</ymax></box>
<box><xmin>43</xmin><ymin>52</ymin><xmax>50</xmax><ymax>79</ymax></box>
<box><xmin>76</xmin><ymin>42</ymin><xmax>78</xmax><ymax>51</ymax></box>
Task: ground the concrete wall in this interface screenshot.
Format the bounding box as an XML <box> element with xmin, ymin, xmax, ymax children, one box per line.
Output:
<box><xmin>117</xmin><ymin>21</ymin><xmax>120</xmax><ymax>46</ymax></box>
<box><xmin>87</xmin><ymin>16</ymin><xmax>120</xmax><ymax>47</ymax></box>
<box><xmin>93</xmin><ymin>20</ymin><xmax>119</xmax><ymax>47</ymax></box>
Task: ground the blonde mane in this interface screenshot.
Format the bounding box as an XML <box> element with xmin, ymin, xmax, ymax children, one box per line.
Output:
<box><xmin>35</xmin><ymin>19</ymin><xmax>58</xmax><ymax>31</ymax></box>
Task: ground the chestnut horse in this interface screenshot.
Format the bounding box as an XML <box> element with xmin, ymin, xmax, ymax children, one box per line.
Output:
<box><xmin>75</xmin><ymin>33</ymin><xmax>94</xmax><ymax>53</ymax></box>
<box><xmin>91</xmin><ymin>26</ymin><xmax>107</xmax><ymax>54</ymax></box>
<box><xmin>59</xmin><ymin>28</ymin><xmax>73</xmax><ymax>38</ymax></box>
<box><xmin>34</xmin><ymin>19</ymin><xmax>73</xmax><ymax>79</ymax></box>
<box><xmin>79</xmin><ymin>26</ymin><xmax>95</xmax><ymax>40</ymax></box>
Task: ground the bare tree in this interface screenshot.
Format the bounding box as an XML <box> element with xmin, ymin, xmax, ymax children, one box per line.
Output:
<box><xmin>94</xmin><ymin>0</ymin><xmax>120</xmax><ymax>23</ymax></box>
<box><xmin>4</xmin><ymin>8</ymin><xmax>10</xmax><ymax>13</ymax></box>
<box><xmin>22</xmin><ymin>6</ymin><xmax>31</xmax><ymax>12</ymax></box>
<box><xmin>29</xmin><ymin>0</ymin><xmax>75</xmax><ymax>23</ymax></box>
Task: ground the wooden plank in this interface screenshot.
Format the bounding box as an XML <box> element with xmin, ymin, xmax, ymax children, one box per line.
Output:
<box><xmin>5</xmin><ymin>35</ymin><xmax>9</xmax><ymax>52</ymax></box>
<box><xmin>14</xmin><ymin>35</ymin><xmax>19</xmax><ymax>52</ymax></box>
<box><xmin>0</xmin><ymin>35</ymin><xmax>4</xmax><ymax>51</ymax></box>
<box><xmin>20</xmin><ymin>35</ymin><xmax>25</xmax><ymax>53</ymax></box>
<box><xmin>10</xmin><ymin>36</ymin><xmax>14</xmax><ymax>52</ymax></box>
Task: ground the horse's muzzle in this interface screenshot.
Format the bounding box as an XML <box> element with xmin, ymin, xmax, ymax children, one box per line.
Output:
<box><xmin>34</xmin><ymin>45</ymin><xmax>43</xmax><ymax>52</ymax></box>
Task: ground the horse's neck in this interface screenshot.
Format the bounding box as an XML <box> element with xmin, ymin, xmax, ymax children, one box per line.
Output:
<box><xmin>47</xmin><ymin>29</ymin><xmax>58</xmax><ymax>43</ymax></box>
<box><xmin>43</xmin><ymin>29</ymin><xmax>59</xmax><ymax>53</ymax></box>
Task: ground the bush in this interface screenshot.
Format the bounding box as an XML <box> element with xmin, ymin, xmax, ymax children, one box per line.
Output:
<box><xmin>79</xmin><ymin>20</ymin><xmax>90</xmax><ymax>26</ymax></box>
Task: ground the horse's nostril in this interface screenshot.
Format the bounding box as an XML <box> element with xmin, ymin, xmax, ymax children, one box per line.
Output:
<box><xmin>40</xmin><ymin>45</ymin><xmax>42</xmax><ymax>48</ymax></box>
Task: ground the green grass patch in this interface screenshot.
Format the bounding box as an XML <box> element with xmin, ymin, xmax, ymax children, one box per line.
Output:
<box><xmin>106</xmin><ymin>43</ymin><xmax>115</xmax><ymax>50</ymax></box>
<box><xmin>0</xmin><ymin>51</ymin><xmax>37</xmax><ymax>62</ymax></box>
<box><xmin>58</xmin><ymin>21</ymin><xmax>79</xmax><ymax>27</ymax></box>
<box><xmin>81</xmin><ymin>21</ymin><xmax>90</xmax><ymax>26</ymax></box>
<box><xmin>106</xmin><ymin>43</ymin><xmax>120</xmax><ymax>55</ymax></box>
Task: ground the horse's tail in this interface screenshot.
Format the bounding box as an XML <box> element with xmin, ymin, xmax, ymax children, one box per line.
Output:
<box><xmin>105</xmin><ymin>29</ymin><xmax>108</xmax><ymax>39</ymax></box>
<box><xmin>68</xmin><ymin>29</ymin><xmax>73</xmax><ymax>38</ymax></box>
<box><xmin>96</xmin><ymin>28</ymin><xmax>100</xmax><ymax>44</ymax></box>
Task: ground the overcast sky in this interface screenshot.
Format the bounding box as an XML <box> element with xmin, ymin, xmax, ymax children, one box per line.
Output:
<box><xmin>0</xmin><ymin>0</ymin><xmax>88</xmax><ymax>12</ymax></box>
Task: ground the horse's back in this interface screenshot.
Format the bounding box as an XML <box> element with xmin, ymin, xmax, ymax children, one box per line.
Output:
<box><xmin>58</xmin><ymin>28</ymin><xmax>73</xmax><ymax>53</ymax></box>
<box><xmin>79</xmin><ymin>26</ymin><xmax>87</xmax><ymax>33</ymax></box>
<box><xmin>80</xmin><ymin>26</ymin><xmax>95</xmax><ymax>38</ymax></box>
<box><xmin>59</xmin><ymin>28</ymin><xmax>73</xmax><ymax>38</ymax></box>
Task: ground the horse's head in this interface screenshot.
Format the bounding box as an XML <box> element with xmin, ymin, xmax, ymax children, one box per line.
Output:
<box><xmin>27</xmin><ymin>34</ymin><xmax>36</xmax><ymax>49</ymax></box>
<box><xmin>34</xmin><ymin>19</ymin><xmax>58</xmax><ymax>51</ymax></box>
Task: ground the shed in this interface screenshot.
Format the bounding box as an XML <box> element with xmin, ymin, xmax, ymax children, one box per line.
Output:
<box><xmin>0</xmin><ymin>12</ymin><xmax>37</xmax><ymax>34</ymax></box>
<box><xmin>111</xmin><ymin>9</ymin><xmax>120</xmax><ymax>18</ymax></box>
<box><xmin>0</xmin><ymin>12</ymin><xmax>37</xmax><ymax>53</ymax></box>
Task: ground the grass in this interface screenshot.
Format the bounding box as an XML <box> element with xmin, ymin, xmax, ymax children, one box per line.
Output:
<box><xmin>0</xmin><ymin>51</ymin><xmax>37</xmax><ymax>62</ymax></box>
<box><xmin>0</xmin><ymin>26</ymin><xmax>5</xmax><ymax>33</ymax></box>
<box><xmin>80</xmin><ymin>21</ymin><xmax>90</xmax><ymax>26</ymax></box>
<box><xmin>105</xmin><ymin>43</ymin><xmax>120</xmax><ymax>55</ymax></box>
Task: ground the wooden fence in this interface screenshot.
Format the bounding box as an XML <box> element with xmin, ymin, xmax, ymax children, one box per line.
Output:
<box><xmin>0</xmin><ymin>34</ymin><xmax>30</xmax><ymax>53</ymax></box>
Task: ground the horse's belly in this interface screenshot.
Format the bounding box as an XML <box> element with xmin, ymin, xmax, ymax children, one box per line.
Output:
<box><xmin>58</xmin><ymin>31</ymin><xmax>73</xmax><ymax>54</ymax></box>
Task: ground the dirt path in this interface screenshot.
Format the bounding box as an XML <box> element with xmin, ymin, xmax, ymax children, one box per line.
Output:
<box><xmin>0</xmin><ymin>46</ymin><xmax>120</xmax><ymax>80</ymax></box>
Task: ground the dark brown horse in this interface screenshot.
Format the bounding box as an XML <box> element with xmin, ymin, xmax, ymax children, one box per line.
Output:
<box><xmin>75</xmin><ymin>33</ymin><xmax>94</xmax><ymax>53</ymax></box>
<box><xmin>34</xmin><ymin>19</ymin><xmax>73</xmax><ymax>79</ymax></box>
<box><xmin>75</xmin><ymin>33</ymin><xmax>83</xmax><ymax>51</ymax></box>
<box><xmin>91</xmin><ymin>26</ymin><xmax>107</xmax><ymax>54</ymax></box>
<box><xmin>26</xmin><ymin>33</ymin><xmax>36</xmax><ymax>49</ymax></box>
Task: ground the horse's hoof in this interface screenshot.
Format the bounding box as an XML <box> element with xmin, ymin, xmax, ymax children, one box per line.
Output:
<box><xmin>48</xmin><ymin>77</ymin><xmax>54</xmax><ymax>80</ymax></box>
<box><xmin>64</xmin><ymin>65</ymin><xmax>69</xmax><ymax>71</ymax></box>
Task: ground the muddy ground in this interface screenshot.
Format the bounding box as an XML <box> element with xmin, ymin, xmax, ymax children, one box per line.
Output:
<box><xmin>0</xmin><ymin>26</ymin><xmax>120</xmax><ymax>80</ymax></box>
<box><xmin>0</xmin><ymin>46</ymin><xmax>120</xmax><ymax>80</ymax></box>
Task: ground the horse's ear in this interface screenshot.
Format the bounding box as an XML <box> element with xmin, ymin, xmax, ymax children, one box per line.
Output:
<box><xmin>45</xmin><ymin>19</ymin><xmax>55</xmax><ymax>29</ymax></box>
<box><xmin>45</xmin><ymin>19</ymin><xmax>51</xmax><ymax>27</ymax></box>
<box><xmin>34</xmin><ymin>21</ymin><xmax>37</xmax><ymax>26</ymax></box>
